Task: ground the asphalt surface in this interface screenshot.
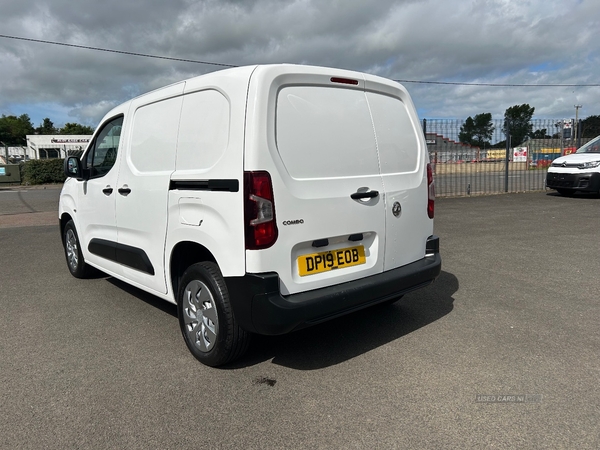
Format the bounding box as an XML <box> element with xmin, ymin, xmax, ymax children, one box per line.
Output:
<box><xmin>1</xmin><ymin>186</ymin><xmax>599</xmax><ymax>449</ymax></box>
<box><xmin>0</xmin><ymin>185</ymin><xmax>61</xmax><ymax>228</ymax></box>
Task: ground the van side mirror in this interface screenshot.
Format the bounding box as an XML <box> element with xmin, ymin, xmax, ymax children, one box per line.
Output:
<box><xmin>64</xmin><ymin>156</ymin><xmax>85</xmax><ymax>180</ymax></box>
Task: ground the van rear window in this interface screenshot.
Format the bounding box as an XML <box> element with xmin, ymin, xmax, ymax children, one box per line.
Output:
<box><xmin>276</xmin><ymin>86</ymin><xmax>420</xmax><ymax>179</ymax></box>
<box><xmin>367</xmin><ymin>92</ymin><xmax>420</xmax><ymax>174</ymax></box>
<box><xmin>276</xmin><ymin>86</ymin><xmax>380</xmax><ymax>179</ymax></box>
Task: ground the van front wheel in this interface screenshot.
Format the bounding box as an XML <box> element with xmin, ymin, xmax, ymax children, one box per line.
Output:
<box><xmin>177</xmin><ymin>262</ymin><xmax>250</xmax><ymax>367</ymax></box>
<box><xmin>63</xmin><ymin>220</ymin><xmax>91</xmax><ymax>279</ymax></box>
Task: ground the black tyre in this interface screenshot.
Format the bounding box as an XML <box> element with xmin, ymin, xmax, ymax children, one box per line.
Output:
<box><xmin>63</xmin><ymin>220</ymin><xmax>91</xmax><ymax>279</ymax></box>
<box><xmin>178</xmin><ymin>262</ymin><xmax>250</xmax><ymax>367</ymax></box>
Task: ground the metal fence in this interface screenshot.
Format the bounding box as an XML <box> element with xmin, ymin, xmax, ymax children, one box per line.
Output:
<box><xmin>423</xmin><ymin>118</ymin><xmax>600</xmax><ymax>197</ymax></box>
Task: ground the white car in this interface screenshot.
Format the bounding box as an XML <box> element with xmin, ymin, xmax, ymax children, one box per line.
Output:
<box><xmin>59</xmin><ymin>64</ymin><xmax>441</xmax><ymax>366</ymax></box>
<box><xmin>547</xmin><ymin>135</ymin><xmax>600</xmax><ymax>195</ymax></box>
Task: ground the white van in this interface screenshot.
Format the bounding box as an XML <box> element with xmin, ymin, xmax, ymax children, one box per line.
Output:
<box><xmin>59</xmin><ymin>64</ymin><xmax>441</xmax><ymax>366</ymax></box>
<box><xmin>546</xmin><ymin>135</ymin><xmax>600</xmax><ymax>195</ymax></box>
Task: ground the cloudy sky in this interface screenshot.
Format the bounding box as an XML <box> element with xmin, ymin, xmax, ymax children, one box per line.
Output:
<box><xmin>1</xmin><ymin>0</ymin><xmax>599</xmax><ymax>128</ymax></box>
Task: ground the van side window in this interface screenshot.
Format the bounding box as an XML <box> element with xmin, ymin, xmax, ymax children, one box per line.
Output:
<box><xmin>176</xmin><ymin>90</ymin><xmax>230</xmax><ymax>171</ymax></box>
<box><xmin>130</xmin><ymin>97</ymin><xmax>181</xmax><ymax>173</ymax></box>
<box><xmin>85</xmin><ymin>116</ymin><xmax>124</xmax><ymax>178</ymax></box>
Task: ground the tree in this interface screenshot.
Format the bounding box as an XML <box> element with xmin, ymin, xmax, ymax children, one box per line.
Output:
<box><xmin>502</xmin><ymin>104</ymin><xmax>535</xmax><ymax>147</ymax></box>
<box><xmin>60</xmin><ymin>123</ymin><xmax>94</xmax><ymax>135</ymax></box>
<box><xmin>458</xmin><ymin>117</ymin><xmax>476</xmax><ymax>145</ymax></box>
<box><xmin>458</xmin><ymin>113</ymin><xmax>494</xmax><ymax>148</ymax></box>
<box><xmin>0</xmin><ymin>114</ymin><xmax>35</xmax><ymax>146</ymax></box>
<box><xmin>530</xmin><ymin>129</ymin><xmax>551</xmax><ymax>139</ymax></box>
<box><xmin>580</xmin><ymin>115</ymin><xmax>600</xmax><ymax>138</ymax></box>
<box><xmin>36</xmin><ymin>118</ymin><xmax>58</xmax><ymax>135</ymax></box>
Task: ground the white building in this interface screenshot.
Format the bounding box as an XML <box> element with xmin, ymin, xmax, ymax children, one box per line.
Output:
<box><xmin>24</xmin><ymin>135</ymin><xmax>92</xmax><ymax>160</ymax></box>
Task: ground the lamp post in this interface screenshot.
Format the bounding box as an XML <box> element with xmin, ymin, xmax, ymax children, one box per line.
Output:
<box><xmin>560</xmin><ymin>121</ymin><xmax>565</xmax><ymax>155</ymax></box>
<box><xmin>574</xmin><ymin>104</ymin><xmax>582</xmax><ymax>145</ymax></box>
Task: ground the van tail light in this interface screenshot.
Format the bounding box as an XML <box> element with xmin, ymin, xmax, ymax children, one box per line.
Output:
<box><xmin>427</xmin><ymin>163</ymin><xmax>435</xmax><ymax>219</ymax></box>
<box><xmin>244</xmin><ymin>171</ymin><xmax>278</xmax><ymax>250</ymax></box>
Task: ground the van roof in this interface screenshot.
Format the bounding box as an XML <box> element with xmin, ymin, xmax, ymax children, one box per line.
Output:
<box><xmin>99</xmin><ymin>64</ymin><xmax>405</xmax><ymax>123</ymax></box>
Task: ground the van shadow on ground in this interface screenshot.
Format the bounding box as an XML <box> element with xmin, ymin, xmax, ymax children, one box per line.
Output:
<box><xmin>236</xmin><ymin>270</ymin><xmax>458</xmax><ymax>370</ymax></box>
<box><xmin>106</xmin><ymin>270</ymin><xmax>457</xmax><ymax>371</ymax></box>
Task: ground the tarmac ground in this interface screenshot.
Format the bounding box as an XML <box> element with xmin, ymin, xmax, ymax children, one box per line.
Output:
<box><xmin>1</xmin><ymin>186</ymin><xmax>599</xmax><ymax>449</ymax></box>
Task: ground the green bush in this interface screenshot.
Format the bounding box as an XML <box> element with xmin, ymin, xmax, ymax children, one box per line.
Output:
<box><xmin>22</xmin><ymin>159</ymin><xmax>66</xmax><ymax>185</ymax></box>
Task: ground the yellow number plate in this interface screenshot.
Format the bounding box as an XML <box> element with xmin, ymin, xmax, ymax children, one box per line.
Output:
<box><xmin>298</xmin><ymin>246</ymin><xmax>366</xmax><ymax>277</ymax></box>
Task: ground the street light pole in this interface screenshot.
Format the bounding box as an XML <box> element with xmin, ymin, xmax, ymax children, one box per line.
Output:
<box><xmin>574</xmin><ymin>104</ymin><xmax>582</xmax><ymax>144</ymax></box>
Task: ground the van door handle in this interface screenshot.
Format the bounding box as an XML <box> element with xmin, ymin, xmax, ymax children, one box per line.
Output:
<box><xmin>118</xmin><ymin>186</ymin><xmax>131</xmax><ymax>196</ymax></box>
<box><xmin>102</xmin><ymin>186</ymin><xmax>113</xmax><ymax>195</ymax></box>
<box><xmin>351</xmin><ymin>190</ymin><xmax>379</xmax><ymax>200</ymax></box>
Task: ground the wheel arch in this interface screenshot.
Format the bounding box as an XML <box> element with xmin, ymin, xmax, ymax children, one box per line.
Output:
<box><xmin>169</xmin><ymin>241</ymin><xmax>218</xmax><ymax>298</ymax></box>
<box><xmin>59</xmin><ymin>212</ymin><xmax>74</xmax><ymax>243</ymax></box>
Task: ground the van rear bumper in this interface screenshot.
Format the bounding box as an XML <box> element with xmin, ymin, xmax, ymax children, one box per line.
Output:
<box><xmin>226</xmin><ymin>236</ymin><xmax>441</xmax><ymax>335</ymax></box>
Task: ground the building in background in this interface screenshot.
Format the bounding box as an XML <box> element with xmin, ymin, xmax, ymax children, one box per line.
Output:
<box><xmin>24</xmin><ymin>135</ymin><xmax>92</xmax><ymax>160</ymax></box>
<box><xmin>426</xmin><ymin>132</ymin><xmax>481</xmax><ymax>163</ymax></box>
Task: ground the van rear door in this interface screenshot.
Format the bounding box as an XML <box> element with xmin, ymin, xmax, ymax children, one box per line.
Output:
<box><xmin>244</xmin><ymin>68</ymin><xmax>387</xmax><ymax>295</ymax></box>
<box><xmin>364</xmin><ymin>81</ymin><xmax>432</xmax><ymax>271</ymax></box>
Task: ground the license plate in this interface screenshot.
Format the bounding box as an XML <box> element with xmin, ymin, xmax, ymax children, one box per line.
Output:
<box><xmin>298</xmin><ymin>245</ymin><xmax>366</xmax><ymax>277</ymax></box>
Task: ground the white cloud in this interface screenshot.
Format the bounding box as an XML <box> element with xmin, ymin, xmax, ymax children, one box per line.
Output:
<box><xmin>1</xmin><ymin>0</ymin><xmax>599</xmax><ymax>127</ymax></box>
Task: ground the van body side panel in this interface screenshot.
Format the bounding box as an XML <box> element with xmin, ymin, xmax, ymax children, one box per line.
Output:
<box><xmin>75</xmin><ymin>162</ymin><xmax>121</xmax><ymax>274</ymax></box>
<box><xmin>165</xmin><ymin>68</ymin><xmax>254</xmax><ymax>284</ymax></box>
<box><xmin>66</xmin><ymin>105</ymin><xmax>130</xmax><ymax>277</ymax></box>
<box><xmin>115</xmin><ymin>83</ymin><xmax>185</xmax><ymax>294</ymax></box>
